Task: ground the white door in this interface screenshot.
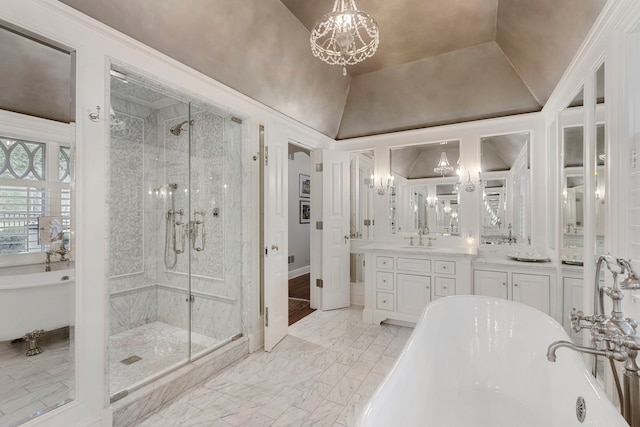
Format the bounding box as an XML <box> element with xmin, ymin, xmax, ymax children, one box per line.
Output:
<box><xmin>263</xmin><ymin>126</ymin><xmax>288</xmax><ymax>351</ymax></box>
<box><xmin>320</xmin><ymin>149</ymin><xmax>351</xmax><ymax>310</ymax></box>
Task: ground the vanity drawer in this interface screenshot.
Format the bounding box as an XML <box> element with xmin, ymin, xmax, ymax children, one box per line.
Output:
<box><xmin>376</xmin><ymin>271</ymin><xmax>394</xmax><ymax>290</ymax></box>
<box><xmin>376</xmin><ymin>256</ymin><xmax>394</xmax><ymax>269</ymax></box>
<box><xmin>435</xmin><ymin>277</ymin><xmax>456</xmax><ymax>296</ymax></box>
<box><xmin>396</xmin><ymin>257</ymin><xmax>431</xmax><ymax>273</ymax></box>
<box><xmin>376</xmin><ymin>292</ymin><xmax>394</xmax><ymax>311</ymax></box>
<box><xmin>434</xmin><ymin>260</ymin><xmax>455</xmax><ymax>275</ymax></box>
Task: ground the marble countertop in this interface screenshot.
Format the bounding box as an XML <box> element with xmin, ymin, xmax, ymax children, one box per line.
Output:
<box><xmin>360</xmin><ymin>243</ymin><xmax>477</xmax><ymax>257</ymax></box>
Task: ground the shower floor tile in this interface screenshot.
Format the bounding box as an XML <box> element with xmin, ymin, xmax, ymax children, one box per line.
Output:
<box><xmin>109</xmin><ymin>322</ymin><xmax>220</xmax><ymax>394</ymax></box>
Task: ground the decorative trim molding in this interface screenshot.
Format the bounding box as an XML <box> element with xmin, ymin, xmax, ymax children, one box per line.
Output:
<box><xmin>110</xmin><ymin>282</ymin><xmax>236</xmax><ymax>305</ymax></box>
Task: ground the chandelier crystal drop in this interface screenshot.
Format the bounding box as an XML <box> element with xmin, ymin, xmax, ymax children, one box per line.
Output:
<box><xmin>434</xmin><ymin>151</ymin><xmax>454</xmax><ymax>176</ymax></box>
<box><xmin>310</xmin><ymin>0</ymin><xmax>380</xmax><ymax>76</ymax></box>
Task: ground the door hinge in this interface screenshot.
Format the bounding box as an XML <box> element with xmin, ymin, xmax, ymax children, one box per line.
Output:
<box><xmin>265</xmin><ymin>307</ymin><xmax>269</xmax><ymax>327</ymax></box>
<box><xmin>316</xmin><ymin>278</ymin><xmax>324</xmax><ymax>288</ymax></box>
<box><xmin>265</xmin><ymin>145</ymin><xmax>269</xmax><ymax>166</ymax></box>
<box><xmin>316</xmin><ymin>221</ymin><xmax>323</xmax><ymax>230</ymax></box>
<box><xmin>265</xmin><ymin>246</ymin><xmax>268</xmax><ymax>256</ymax></box>
<box><xmin>316</xmin><ymin>163</ymin><xmax>323</xmax><ymax>172</ymax></box>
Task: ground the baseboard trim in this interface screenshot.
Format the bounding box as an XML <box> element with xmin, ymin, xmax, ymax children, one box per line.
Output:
<box><xmin>288</xmin><ymin>266</ymin><xmax>310</xmax><ymax>279</ymax></box>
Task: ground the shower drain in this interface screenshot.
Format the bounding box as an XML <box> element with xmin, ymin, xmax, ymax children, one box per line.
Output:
<box><xmin>120</xmin><ymin>355</ymin><xmax>142</xmax><ymax>365</ymax></box>
<box><xmin>576</xmin><ymin>396</ymin><xmax>586</xmax><ymax>423</ymax></box>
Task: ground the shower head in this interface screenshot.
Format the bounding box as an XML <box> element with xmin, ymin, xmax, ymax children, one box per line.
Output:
<box><xmin>169</xmin><ymin>120</ymin><xmax>194</xmax><ymax>136</ymax></box>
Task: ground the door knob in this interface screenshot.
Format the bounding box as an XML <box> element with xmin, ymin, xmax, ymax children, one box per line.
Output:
<box><xmin>271</xmin><ymin>244</ymin><xmax>279</xmax><ymax>251</ymax></box>
<box><xmin>344</xmin><ymin>235</ymin><xmax>350</xmax><ymax>244</ymax></box>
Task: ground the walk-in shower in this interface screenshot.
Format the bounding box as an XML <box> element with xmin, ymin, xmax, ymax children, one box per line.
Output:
<box><xmin>108</xmin><ymin>68</ymin><xmax>244</xmax><ymax>398</ymax></box>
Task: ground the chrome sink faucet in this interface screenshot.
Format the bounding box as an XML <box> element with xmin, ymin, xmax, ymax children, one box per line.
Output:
<box><xmin>547</xmin><ymin>255</ymin><xmax>640</xmax><ymax>426</ymax></box>
<box><xmin>417</xmin><ymin>229</ymin><xmax>425</xmax><ymax>246</ymax></box>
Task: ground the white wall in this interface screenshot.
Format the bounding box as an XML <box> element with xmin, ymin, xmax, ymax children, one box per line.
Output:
<box><xmin>288</xmin><ymin>151</ymin><xmax>311</xmax><ymax>278</ymax></box>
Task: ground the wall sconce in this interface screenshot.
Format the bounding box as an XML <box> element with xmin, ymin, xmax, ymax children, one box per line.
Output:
<box><xmin>426</xmin><ymin>196</ymin><xmax>438</xmax><ymax>208</ymax></box>
<box><xmin>466</xmin><ymin>230</ymin><xmax>475</xmax><ymax>245</ymax></box>
<box><xmin>370</xmin><ymin>174</ymin><xmax>394</xmax><ymax>195</ymax></box>
<box><xmin>455</xmin><ymin>170</ymin><xmax>482</xmax><ymax>193</ymax></box>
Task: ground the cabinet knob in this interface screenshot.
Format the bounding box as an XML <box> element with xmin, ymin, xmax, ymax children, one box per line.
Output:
<box><xmin>443</xmin><ymin>286</ymin><xmax>447</xmax><ymax>290</ymax></box>
<box><xmin>443</xmin><ymin>266</ymin><xmax>447</xmax><ymax>270</ymax></box>
<box><xmin>502</xmin><ymin>282</ymin><xmax>506</xmax><ymax>286</ymax></box>
<box><xmin>514</xmin><ymin>283</ymin><xmax>518</xmax><ymax>287</ymax></box>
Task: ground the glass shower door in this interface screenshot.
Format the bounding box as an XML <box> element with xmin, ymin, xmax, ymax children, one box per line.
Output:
<box><xmin>109</xmin><ymin>73</ymin><xmax>192</xmax><ymax>396</ymax></box>
<box><xmin>109</xmin><ymin>69</ymin><xmax>244</xmax><ymax>399</ymax></box>
<box><xmin>186</xmin><ymin>105</ymin><xmax>243</xmax><ymax>358</ymax></box>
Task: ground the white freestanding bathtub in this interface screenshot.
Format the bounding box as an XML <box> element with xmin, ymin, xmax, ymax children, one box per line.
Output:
<box><xmin>358</xmin><ymin>295</ymin><xmax>627</xmax><ymax>426</ymax></box>
<box><xmin>0</xmin><ymin>270</ymin><xmax>74</xmax><ymax>341</ymax></box>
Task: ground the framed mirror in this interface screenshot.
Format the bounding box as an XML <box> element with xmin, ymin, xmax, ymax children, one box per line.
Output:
<box><xmin>480</xmin><ymin>132</ymin><xmax>531</xmax><ymax>245</ymax></box>
<box><xmin>595</xmin><ymin>63</ymin><xmax>605</xmax><ymax>255</ymax></box>
<box><xmin>0</xmin><ymin>23</ymin><xmax>76</xmax><ymax>425</ymax></box>
<box><xmin>389</xmin><ymin>141</ymin><xmax>460</xmax><ymax>236</ymax></box>
<box><xmin>350</xmin><ymin>150</ymin><xmax>375</xmax><ymax>240</ymax></box>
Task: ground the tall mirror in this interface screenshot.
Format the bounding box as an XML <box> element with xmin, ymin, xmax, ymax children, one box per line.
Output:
<box><xmin>595</xmin><ymin>63</ymin><xmax>605</xmax><ymax>256</ymax></box>
<box><xmin>0</xmin><ymin>23</ymin><xmax>76</xmax><ymax>425</ymax></box>
<box><xmin>562</xmin><ymin>124</ymin><xmax>585</xmax><ymax>262</ymax></box>
<box><xmin>389</xmin><ymin>141</ymin><xmax>460</xmax><ymax>236</ymax></box>
<box><xmin>480</xmin><ymin>132</ymin><xmax>531</xmax><ymax>245</ymax></box>
<box><xmin>350</xmin><ymin>150</ymin><xmax>375</xmax><ymax>240</ymax></box>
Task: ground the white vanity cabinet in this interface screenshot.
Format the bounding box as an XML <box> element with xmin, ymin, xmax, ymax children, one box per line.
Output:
<box><xmin>472</xmin><ymin>258</ymin><xmax>559</xmax><ymax>321</ymax></box>
<box><xmin>362</xmin><ymin>245</ymin><xmax>475</xmax><ymax>325</ymax></box>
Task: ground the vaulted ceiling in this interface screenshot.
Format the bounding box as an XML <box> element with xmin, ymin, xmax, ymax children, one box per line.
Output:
<box><xmin>6</xmin><ymin>1</ymin><xmax>608</xmax><ymax>140</ymax></box>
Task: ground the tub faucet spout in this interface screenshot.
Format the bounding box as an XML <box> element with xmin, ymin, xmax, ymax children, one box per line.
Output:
<box><xmin>45</xmin><ymin>245</ymin><xmax>69</xmax><ymax>272</ymax></box>
<box><xmin>546</xmin><ymin>340</ymin><xmax>624</xmax><ymax>363</ymax></box>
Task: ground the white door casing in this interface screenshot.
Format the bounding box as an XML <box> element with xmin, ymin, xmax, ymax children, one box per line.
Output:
<box><xmin>263</xmin><ymin>125</ymin><xmax>288</xmax><ymax>351</ymax></box>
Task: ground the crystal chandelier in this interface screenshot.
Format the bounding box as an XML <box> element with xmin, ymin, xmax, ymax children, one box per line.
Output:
<box><xmin>310</xmin><ymin>0</ymin><xmax>380</xmax><ymax>76</ymax></box>
<box><xmin>434</xmin><ymin>151</ymin><xmax>454</xmax><ymax>176</ymax></box>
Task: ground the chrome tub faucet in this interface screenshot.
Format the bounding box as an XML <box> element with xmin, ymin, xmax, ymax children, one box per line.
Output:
<box><xmin>547</xmin><ymin>255</ymin><xmax>640</xmax><ymax>426</ymax></box>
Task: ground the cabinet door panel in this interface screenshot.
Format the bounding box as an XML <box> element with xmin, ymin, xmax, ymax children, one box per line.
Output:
<box><xmin>473</xmin><ymin>270</ymin><xmax>508</xmax><ymax>299</ymax></box>
<box><xmin>513</xmin><ymin>273</ymin><xmax>550</xmax><ymax>314</ymax></box>
<box><xmin>397</xmin><ymin>274</ymin><xmax>431</xmax><ymax>316</ymax></box>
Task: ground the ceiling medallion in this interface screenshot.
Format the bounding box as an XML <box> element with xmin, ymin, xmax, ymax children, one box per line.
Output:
<box><xmin>310</xmin><ymin>0</ymin><xmax>380</xmax><ymax>76</ymax></box>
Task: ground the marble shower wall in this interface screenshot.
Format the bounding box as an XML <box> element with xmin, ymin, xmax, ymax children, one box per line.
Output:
<box><xmin>109</xmin><ymin>95</ymin><xmax>243</xmax><ymax>341</ymax></box>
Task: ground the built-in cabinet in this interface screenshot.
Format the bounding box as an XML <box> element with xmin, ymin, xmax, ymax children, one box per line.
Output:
<box><xmin>363</xmin><ymin>245</ymin><xmax>474</xmax><ymax>324</ymax></box>
<box><xmin>562</xmin><ymin>266</ymin><xmax>585</xmax><ymax>342</ymax></box>
<box><xmin>473</xmin><ymin>269</ymin><xmax>550</xmax><ymax>314</ymax></box>
<box><xmin>472</xmin><ymin>259</ymin><xmax>559</xmax><ymax>322</ymax></box>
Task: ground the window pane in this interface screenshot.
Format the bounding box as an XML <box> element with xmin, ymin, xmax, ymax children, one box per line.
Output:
<box><xmin>0</xmin><ymin>138</ymin><xmax>46</xmax><ymax>181</ymax></box>
<box><xmin>0</xmin><ymin>186</ymin><xmax>45</xmax><ymax>254</ymax></box>
<box><xmin>59</xmin><ymin>146</ymin><xmax>71</xmax><ymax>182</ymax></box>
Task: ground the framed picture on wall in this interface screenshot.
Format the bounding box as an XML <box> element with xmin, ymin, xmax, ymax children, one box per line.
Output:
<box><xmin>299</xmin><ymin>174</ymin><xmax>311</xmax><ymax>198</ymax></box>
<box><xmin>300</xmin><ymin>200</ymin><xmax>311</xmax><ymax>224</ymax></box>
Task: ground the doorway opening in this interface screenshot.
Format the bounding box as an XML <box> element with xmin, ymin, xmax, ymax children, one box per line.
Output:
<box><xmin>287</xmin><ymin>144</ymin><xmax>314</xmax><ymax>325</ymax></box>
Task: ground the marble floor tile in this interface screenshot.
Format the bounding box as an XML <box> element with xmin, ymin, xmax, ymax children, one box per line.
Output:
<box><xmin>0</xmin><ymin>332</ymin><xmax>73</xmax><ymax>427</ymax></box>
<box><xmin>133</xmin><ymin>306</ymin><xmax>413</xmax><ymax>427</ymax></box>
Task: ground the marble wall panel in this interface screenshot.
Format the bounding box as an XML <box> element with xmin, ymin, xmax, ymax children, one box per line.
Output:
<box><xmin>110</xmin><ymin>287</ymin><xmax>157</xmax><ymax>335</ymax></box>
<box><xmin>109</xmin><ymin>111</ymin><xmax>144</xmax><ymax>278</ymax></box>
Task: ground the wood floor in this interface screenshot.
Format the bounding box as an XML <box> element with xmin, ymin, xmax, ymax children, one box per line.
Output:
<box><xmin>288</xmin><ymin>273</ymin><xmax>315</xmax><ymax>325</ymax></box>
